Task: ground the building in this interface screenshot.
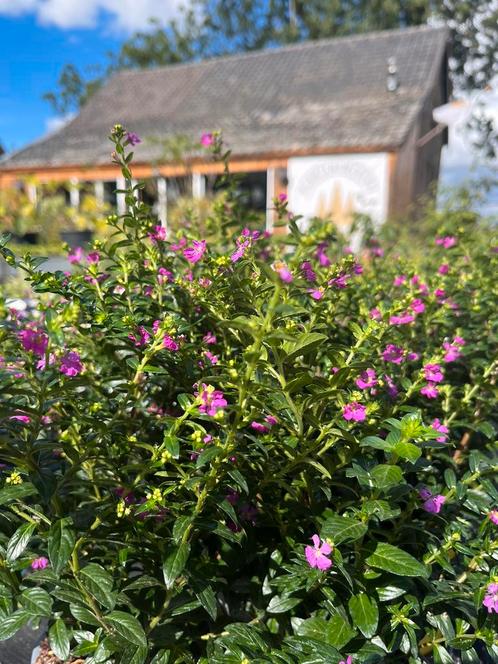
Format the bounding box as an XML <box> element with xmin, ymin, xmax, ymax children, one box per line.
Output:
<box><xmin>0</xmin><ymin>25</ymin><xmax>450</xmax><ymax>231</ymax></box>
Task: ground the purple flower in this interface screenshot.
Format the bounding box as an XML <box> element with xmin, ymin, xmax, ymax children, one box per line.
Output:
<box><xmin>87</xmin><ymin>251</ymin><xmax>100</xmax><ymax>264</ymax></box>
<box><xmin>356</xmin><ymin>369</ymin><xmax>377</xmax><ymax>390</ymax></box>
<box><xmin>316</xmin><ymin>243</ymin><xmax>331</xmax><ymax>267</ymax></box>
<box><xmin>19</xmin><ymin>328</ymin><xmax>48</xmax><ymax>357</ymax></box>
<box><xmin>126</xmin><ymin>132</ymin><xmax>141</xmax><ymax>146</ymax></box>
<box><xmin>129</xmin><ymin>326</ymin><xmax>151</xmax><ymax>347</ymax></box>
<box><xmin>251</xmin><ymin>421</ymin><xmax>269</xmax><ymax>434</ymax></box>
<box><xmin>9</xmin><ymin>414</ymin><xmax>31</xmax><ymax>424</ymax></box>
<box><xmin>31</xmin><ymin>557</ymin><xmax>49</xmax><ymax>570</ymax></box>
<box><xmin>328</xmin><ymin>273</ymin><xmax>349</xmax><ymax>289</ymax></box>
<box><xmin>301</xmin><ymin>261</ymin><xmax>317</xmax><ymax>282</ymax></box>
<box><xmin>488</xmin><ymin>510</ymin><xmax>498</xmax><ymax>525</ymax></box>
<box><xmin>305</xmin><ymin>534</ymin><xmax>332</xmax><ymax>571</ymax></box>
<box><xmin>68</xmin><ymin>246</ymin><xmax>84</xmax><ymax>264</ymax></box>
<box><xmin>410</xmin><ymin>298</ymin><xmax>425</xmax><ymax>314</ymax></box>
<box><xmin>60</xmin><ymin>351</ymin><xmax>83</xmax><ymax>377</ymax></box>
<box><xmin>183</xmin><ymin>240</ymin><xmax>207</xmax><ymax>264</ymax></box>
<box><xmin>483</xmin><ymin>583</ymin><xmax>498</xmax><ymax>614</ymax></box>
<box><xmin>420</xmin><ymin>383</ymin><xmax>439</xmax><ymax>399</ymax></box>
<box><xmin>308</xmin><ymin>287</ymin><xmax>325</xmax><ymax>300</ymax></box>
<box><xmin>201</xmin><ymin>132</ymin><xmax>214</xmax><ymax>147</ymax></box>
<box><xmin>370</xmin><ymin>308</ymin><xmax>382</xmax><ymax>321</ymax></box>
<box><xmin>276</xmin><ymin>264</ymin><xmax>293</xmax><ymax>283</ymax></box>
<box><xmin>431</xmin><ymin>418</ymin><xmax>449</xmax><ymax>443</ymax></box>
<box><xmin>423</xmin><ymin>363</ymin><xmax>444</xmax><ymax>383</ymax></box>
<box><xmin>393</xmin><ymin>275</ymin><xmax>406</xmax><ymax>286</ymax></box>
<box><xmin>342</xmin><ymin>402</ymin><xmax>366</xmax><ymax>422</ymax></box>
<box><xmin>339</xmin><ymin>658</ymin><xmax>353</xmax><ymax>664</ymax></box>
<box><xmin>163</xmin><ymin>336</ymin><xmax>179</xmax><ymax>352</ymax></box>
<box><xmin>149</xmin><ymin>225</ymin><xmax>166</xmax><ymax>242</ymax></box>
<box><xmin>196</xmin><ymin>384</ymin><xmax>227</xmax><ymax>417</ymax></box>
<box><xmin>419</xmin><ymin>488</ymin><xmax>446</xmax><ymax>513</ymax></box>
<box><xmin>204</xmin><ymin>351</ymin><xmax>218</xmax><ymax>365</ymax></box>
<box><xmin>438</xmin><ymin>263</ymin><xmax>449</xmax><ymax>274</ymax></box>
<box><xmin>435</xmin><ymin>235</ymin><xmax>457</xmax><ymax>249</ymax></box>
<box><xmin>390</xmin><ymin>312</ymin><xmax>415</xmax><ymax>326</ymax></box>
<box><xmin>382</xmin><ymin>344</ymin><xmax>404</xmax><ymax>364</ymax></box>
<box><xmin>203</xmin><ymin>332</ymin><xmax>217</xmax><ymax>345</ymax></box>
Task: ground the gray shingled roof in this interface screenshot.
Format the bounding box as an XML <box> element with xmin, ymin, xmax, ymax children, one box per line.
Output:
<box><xmin>1</xmin><ymin>25</ymin><xmax>449</xmax><ymax>170</ymax></box>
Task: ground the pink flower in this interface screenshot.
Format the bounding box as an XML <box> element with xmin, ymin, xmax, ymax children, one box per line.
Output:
<box><xmin>19</xmin><ymin>328</ymin><xmax>48</xmax><ymax>357</ymax></box>
<box><xmin>201</xmin><ymin>132</ymin><xmax>215</xmax><ymax>147</ymax></box>
<box><xmin>231</xmin><ymin>241</ymin><xmax>249</xmax><ymax>263</ymax></box>
<box><xmin>87</xmin><ymin>251</ymin><xmax>100</xmax><ymax>264</ymax></box>
<box><xmin>278</xmin><ymin>193</ymin><xmax>287</xmax><ymax>202</ymax></box>
<box><xmin>328</xmin><ymin>273</ymin><xmax>348</xmax><ymax>289</ymax></box>
<box><xmin>276</xmin><ymin>265</ymin><xmax>293</xmax><ymax>283</ymax></box>
<box><xmin>129</xmin><ymin>326</ymin><xmax>151</xmax><ymax>347</ymax></box>
<box><xmin>419</xmin><ymin>488</ymin><xmax>446</xmax><ymax>513</ymax></box>
<box><xmin>204</xmin><ymin>351</ymin><xmax>218</xmax><ymax>365</ymax></box>
<box><xmin>438</xmin><ymin>263</ymin><xmax>449</xmax><ymax>275</ymax></box>
<box><xmin>420</xmin><ymin>383</ymin><xmax>439</xmax><ymax>399</ymax></box>
<box><xmin>251</xmin><ymin>421</ymin><xmax>269</xmax><ymax>434</ymax></box>
<box><xmin>382</xmin><ymin>344</ymin><xmax>404</xmax><ymax>364</ymax></box>
<box><xmin>114</xmin><ymin>284</ymin><xmax>126</xmax><ymax>295</ymax></box>
<box><xmin>423</xmin><ymin>363</ymin><xmax>444</xmax><ymax>383</ymax></box>
<box><xmin>393</xmin><ymin>275</ymin><xmax>406</xmax><ymax>286</ymax></box>
<box><xmin>68</xmin><ymin>246</ymin><xmax>84</xmax><ymax>264</ymax></box>
<box><xmin>483</xmin><ymin>583</ymin><xmax>498</xmax><ymax>614</ymax></box>
<box><xmin>342</xmin><ymin>402</ymin><xmax>366</xmax><ymax>422</ymax></box>
<box><xmin>171</xmin><ymin>237</ymin><xmax>187</xmax><ymax>251</ymax></box>
<box><xmin>305</xmin><ymin>534</ymin><xmax>332</xmax><ymax>571</ymax></box>
<box><xmin>356</xmin><ymin>369</ymin><xmax>377</xmax><ymax>390</ymax></box>
<box><xmin>9</xmin><ymin>414</ymin><xmax>31</xmax><ymax>423</ymax></box>
<box><xmin>126</xmin><ymin>131</ymin><xmax>141</xmax><ymax>146</ymax></box>
<box><xmin>36</xmin><ymin>353</ymin><xmax>56</xmax><ymax>371</ymax></box>
<box><xmin>442</xmin><ymin>342</ymin><xmax>461</xmax><ymax>363</ymax></box>
<box><xmin>183</xmin><ymin>240</ymin><xmax>207</xmax><ymax>264</ymax></box>
<box><xmin>384</xmin><ymin>374</ymin><xmax>399</xmax><ymax>398</ymax></box>
<box><xmin>203</xmin><ymin>332</ymin><xmax>217</xmax><ymax>345</ymax></box>
<box><xmin>301</xmin><ymin>261</ymin><xmax>316</xmax><ymax>282</ymax></box>
<box><xmin>60</xmin><ymin>351</ymin><xmax>83</xmax><ymax>377</ymax></box>
<box><xmin>431</xmin><ymin>418</ymin><xmax>449</xmax><ymax>443</ymax></box>
<box><xmin>308</xmin><ymin>288</ymin><xmax>324</xmax><ymax>300</ymax></box>
<box><xmin>436</xmin><ymin>235</ymin><xmax>457</xmax><ymax>249</ymax></box>
<box><xmin>163</xmin><ymin>336</ymin><xmax>179</xmax><ymax>352</ymax></box>
<box><xmin>31</xmin><ymin>557</ymin><xmax>49</xmax><ymax>570</ymax></box>
<box><xmin>149</xmin><ymin>225</ymin><xmax>167</xmax><ymax>242</ymax></box>
<box><xmin>265</xmin><ymin>415</ymin><xmax>278</xmax><ymax>426</ymax></box>
<box><xmin>389</xmin><ymin>312</ymin><xmax>415</xmax><ymax>325</ymax></box>
<box><xmin>488</xmin><ymin>510</ymin><xmax>498</xmax><ymax>526</ymax></box>
<box><xmin>339</xmin><ymin>658</ymin><xmax>353</xmax><ymax>664</ymax></box>
<box><xmin>410</xmin><ymin>298</ymin><xmax>425</xmax><ymax>314</ymax></box>
<box><xmin>196</xmin><ymin>384</ymin><xmax>227</xmax><ymax>417</ymax></box>
<box><xmin>370</xmin><ymin>307</ymin><xmax>382</xmax><ymax>321</ymax></box>
<box><xmin>316</xmin><ymin>243</ymin><xmax>331</xmax><ymax>267</ymax></box>
<box><xmin>157</xmin><ymin>267</ymin><xmax>173</xmax><ymax>285</ymax></box>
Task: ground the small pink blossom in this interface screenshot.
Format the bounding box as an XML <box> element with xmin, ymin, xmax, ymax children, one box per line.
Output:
<box><xmin>488</xmin><ymin>510</ymin><xmax>498</xmax><ymax>526</ymax></box>
<box><xmin>9</xmin><ymin>414</ymin><xmax>31</xmax><ymax>423</ymax></box>
<box><xmin>431</xmin><ymin>418</ymin><xmax>449</xmax><ymax>443</ymax></box>
<box><xmin>410</xmin><ymin>298</ymin><xmax>425</xmax><ymax>314</ymax></box>
<box><xmin>19</xmin><ymin>328</ymin><xmax>48</xmax><ymax>357</ymax></box>
<box><xmin>183</xmin><ymin>240</ymin><xmax>207</xmax><ymax>264</ymax></box>
<box><xmin>60</xmin><ymin>351</ymin><xmax>83</xmax><ymax>377</ymax></box>
<box><xmin>31</xmin><ymin>557</ymin><xmax>49</xmax><ymax>570</ymax></box>
<box><xmin>423</xmin><ymin>363</ymin><xmax>444</xmax><ymax>383</ymax></box>
<box><xmin>420</xmin><ymin>383</ymin><xmax>439</xmax><ymax>399</ymax></box>
<box><xmin>203</xmin><ymin>332</ymin><xmax>217</xmax><ymax>345</ymax></box>
<box><xmin>278</xmin><ymin>193</ymin><xmax>287</xmax><ymax>202</ymax></box>
<box><xmin>356</xmin><ymin>369</ymin><xmax>377</xmax><ymax>390</ymax></box>
<box><xmin>200</xmin><ymin>132</ymin><xmax>214</xmax><ymax>147</ymax></box>
<box><xmin>68</xmin><ymin>246</ymin><xmax>84</xmax><ymax>264</ymax></box>
<box><xmin>196</xmin><ymin>384</ymin><xmax>227</xmax><ymax>417</ymax></box>
<box><xmin>382</xmin><ymin>344</ymin><xmax>404</xmax><ymax>364</ymax></box>
<box><xmin>328</xmin><ymin>273</ymin><xmax>349</xmax><ymax>289</ymax></box>
<box><xmin>370</xmin><ymin>307</ymin><xmax>382</xmax><ymax>321</ymax></box>
<box><xmin>114</xmin><ymin>284</ymin><xmax>126</xmax><ymax>295</ymax></box>
<box><xmin>393</xmin><ymin>275</ymin><xmax>406</xmax><ymax>286</ymax></box>
<box><xmin>316</xmin><ymin>243</ymin><xmax>331</xmax><ymax>267</ymax></box>
<box><xmin>163</xmin><ymin>336</ymin><xmax>179</xmax><ymax>352</ymax></box>
<box><xmin>308</xmin><ymin>287</ymin><xmax>325</xmax><ymax>300</ymax></box>
<box><xmin>204</xmin><ymin>351</ymin><xmax>218</xmax><ymax>365</ymax></box>
<box><xmin>126</xmin><ymin>131</ymin><xmax>141</xmax><ymax>146</ymax></box>
<box><xmin>436</xmin><ymin>235</ymin><xmax>457</xmax><ymax>249</ymax></box>
<box><xmin>251</xmin><ymin>421</ymin><xmax>269</xmax><ymax>434</ymax></box>
<box><xmin>342</xmin><ymin>402</ymin><xmax>366</xmax><ymax>422</ymax></box>
<box><xmin>305</xmin><ymin>534</ymin><xmax>332</xmax><ymax>571</ymax></box>
<box><xmin>87</xmin><ymin>251</ymin><xmax>100</xmax><ymax>264</ymax></box>
<box><xmin>419</xmin><ymin>488</ymin><xmax>446</xmax><ymax>513</ymax></box>
<box><xmin>339</xmin><ymin>658</ymin><xmax>353</xmax><ymax>664</ymax></box>
<box><xmin>129</xmin><ymin>326</ymin><xmax>151</xmax><ymax>347</ymax></box>
<box><xmin>482</xmin><ymin>583</ymin><xmax>498</xmax><ymax>614</ymax></box>
<box><xmin>276</xmin><ymin>264</ymin><xmax>293</xmax><ymax>283</ymax></box>
<box><xmin>149</xmin><ymin>225</ymin><xmax>167</xmax><ymax>242</ymax></box>
<box><xmin>158</xmin><ymin>267</ymin><xmax>173</xmax><ymax>284</ymax></box>
<box><xmin>438</xmin><ymin>263</ymin><xmax>449</xmax><ymax>275</ymax></box>
<box><xmin>301</xmin><ymin>261</ymin><xmax>316</xmax><ymax>282</ymax></box>
<box><xmin>390</xmin><ymin>312</ymin><xmax>415</xmax><ymax>325</ymax></box>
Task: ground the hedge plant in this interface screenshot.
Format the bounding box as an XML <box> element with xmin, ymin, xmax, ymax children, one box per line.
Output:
<box><xmin>0</xmin><ymin>126</ymin><xmax>496</xmax><ymax>664</ymax></box>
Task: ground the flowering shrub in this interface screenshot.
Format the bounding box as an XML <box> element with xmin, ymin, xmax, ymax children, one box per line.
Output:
<box><xmin>0</xmin><ymin>127</ymin><xmax>496</xmax><ymax>663</ymax></box>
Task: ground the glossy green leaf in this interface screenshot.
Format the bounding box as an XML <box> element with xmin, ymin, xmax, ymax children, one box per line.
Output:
<box><xmin>366</xmin><ymin>543</ymin><xmax>429</xmax><ymax>578</ymax></box>
<box><xmin>6</xmin><ymin>522</ymin><xmax>36</xmax><ymax>562</ymax></box>
<box><xmin>348</xmin><ymin>593</ymin><xmax>379</xmax><ymax>638</ymax></box>
<box><xmin>49</xmin><ymin>619</ymin><xmax>71</xmax><ymax>661</ymax></box>
<box><xmin>162</xmin><ymin>543</ymin><xmax>190</xmax><ymax>589</ymax></box>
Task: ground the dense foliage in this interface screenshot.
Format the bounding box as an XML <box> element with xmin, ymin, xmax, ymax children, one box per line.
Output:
<box><xmin>0</xmin><ymin>128</ymin><xmax>497</xmax><ymax>664</ymax></box>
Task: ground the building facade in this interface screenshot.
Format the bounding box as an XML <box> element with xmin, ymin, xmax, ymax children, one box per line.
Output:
<box><xmin>0</xmin><ymin>25</ymin><xmax>450</xmax><ymax>232</ymax></box>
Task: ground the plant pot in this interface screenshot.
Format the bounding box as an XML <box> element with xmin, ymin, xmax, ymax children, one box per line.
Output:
<box><xmin>60</xmin><ymin>230</ymin><xmax>93</xmax><ymax>248</ymax></box>
<box><xmin>33</xmin><ymin>639</ymin><xmax>85</xmax><ymax>663</ymax></box>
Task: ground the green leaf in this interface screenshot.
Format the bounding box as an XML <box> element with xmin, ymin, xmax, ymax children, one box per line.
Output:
<box><xmin>360</xmin><ymin>436</ymin><xmax>394</xmax><ymax>452</ymax></box>
<box><xmin>69</xmin><ymin>603</ymin><xmax>101</xmax><ymax>626</ymax></box>
<box><xmin>0</xmin><ymin>611</ymin><xmax>30</xmax><ymax>640</ymax></box>
<box><xmin>371</xmin><ymin>464</ymin><xmax>404</xmax><ymax>489</ymax></box>
<box><xmin>284</xmin><ymin>333</ymin><xmax>328</xmax><ymax>361</ymax></box>
<box><xmin>348</xmin><ymin>593</ymin><xmax>379</xmax><ymax>638</ymax></box>
<box><xmin>297</xmin><ymin>616</ymin><xmax>355</xmax><ymax>650</ymax></box>
<box><xmin>162</xmin><ymin>543</ymin><xmax>190</xmax><ymax>589</ymax></box>
<box><xmin>20</xmin><ymin>587</ymin><xmax>53</xmax><ymax>617</ymax></box>
<box><xmin>393</xmin><ymin>441</ymin><xmax>421</xmax><ymax>463</ymax></box>
<box><xmin>162</xmin><ymin>433</ymin><xmax>179</xmax><ymax>459</ymax></box>
<box><xmin>195</xmin><ymin>583</ymin><xmax>217</xmax><ymax>621</ymax></box>
<box><xmin>48</xmin><ymin>519</ymin><xmax>75</xmax><ymax>574</ymax></box>
<box><xmin>321</xmin><ymin>514</ymin><xmax>368</xmax><ymax>545</ymax></box>
<box><xmin>121</xmin><ymin>644</ymin><xmax>148</xmax><ymax>664</ymax></box>
<box><xmin>6</xmin><ymin>522</ymin><xmax>36</xmax><ymax>562</ymax></box>
<box><xmin>80</xmin><ymin>563</ymin><xmax>115</xmax><ymax>609</ymax></box>
<box><xmin>106</xmin><ymin>610</ymin><xmax>147</xmax><ymax>648</ymax></box>
<box><xmin>0</xmin><ymin>483</ymin><xmax>37</xmax><ymax>507</ymax></box>
<box><xmin>366</xmin><ymin>543</ymin><xmax>429</xmax><ymax>578</ymax></box>
<box><xmin>267</xmin><ymin>595</ymin><xmax>301</xmax><ymax>613</ymax></box>
<box><xmin>49</xmin><ymin>619</ymin><xmax>71</xmax><ymax>661</ymax></box>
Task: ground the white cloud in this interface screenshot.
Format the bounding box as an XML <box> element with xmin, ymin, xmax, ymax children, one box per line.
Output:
<box><xmin>0</xmin><ymin>0</ymin><xmax>184</xmax><ymax>31</ymax></box>
<box><xmin>45</xmin><ymin>113</ymin><xmax>75</xmax><ymax>134</ymax></box>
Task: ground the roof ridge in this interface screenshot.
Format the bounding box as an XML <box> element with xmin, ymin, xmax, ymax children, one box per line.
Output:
<box><xmin>114</xmin><ymin>24</ymin><xmax>448</xmax><ymax>79</ymax></box>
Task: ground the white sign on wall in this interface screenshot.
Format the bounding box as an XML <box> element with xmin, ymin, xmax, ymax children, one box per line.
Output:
<box><xmin>287</xmin><ymin>153</ymin><xmax>390</xmax><ymax>231</ymax></box>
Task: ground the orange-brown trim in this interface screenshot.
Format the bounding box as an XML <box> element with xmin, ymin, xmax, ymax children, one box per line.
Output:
<box><xmin>0</xmin><ymin>144</ymin><xmax>400</xmax><ymax>188</ymax></box>
<box><xmin>386</xmin><ymin>152</ymin><xmax>398</xmax><ymax>218</ymax></box>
